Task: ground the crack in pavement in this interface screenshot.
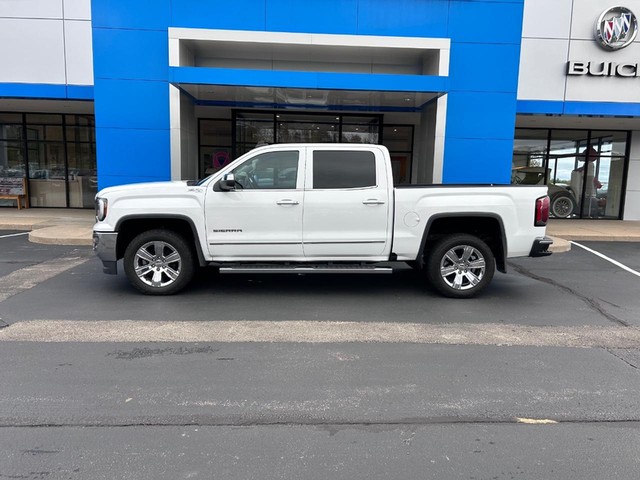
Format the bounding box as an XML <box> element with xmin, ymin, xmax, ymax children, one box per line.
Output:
<box><xmin>1</xmin><ymin>418</ymin><xmax>640</xmax><ymax>429</ymax></box>
<box><xmin>508</xmin><ymin>261</ymin><xmax>630</xmax><ymax>327</ymax></box>
<box><xmin>606</xmin><ymin>348</ymin><xmax>640</xmax><ymax>370</ymax></box>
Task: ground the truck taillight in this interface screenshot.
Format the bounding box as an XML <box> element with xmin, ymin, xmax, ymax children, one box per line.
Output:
<box><xmin>535</xmin><ymin>196</ymin><xmax>549</xmax><ymax>226</ymax></box>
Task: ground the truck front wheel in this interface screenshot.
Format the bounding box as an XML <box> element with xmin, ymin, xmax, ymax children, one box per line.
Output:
<box><xmin>123</xmin><ymin>229</ymin><xmax>195</xmax><ymax>295</ymax></box>
<box><xmin>426</xmin><ymin>234</ymin><xmax>495</xmax><ymax>298</ymax></box>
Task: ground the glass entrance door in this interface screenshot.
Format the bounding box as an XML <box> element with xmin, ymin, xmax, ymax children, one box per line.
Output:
<box><xmin>199</xmin><ymin>111</ymin><xmax>413</xmax><ymax>183</ymax></box>
<box><xmin>233</xmin><ymin>111</ymin><xmax>381</xmax><ymax>158</ymax></box>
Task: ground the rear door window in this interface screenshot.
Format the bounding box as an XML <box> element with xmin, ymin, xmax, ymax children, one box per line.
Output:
<box><xmin>312</xmin><ymin>151</ymin><xmax>376</xmax><ymax>189</ymax></box>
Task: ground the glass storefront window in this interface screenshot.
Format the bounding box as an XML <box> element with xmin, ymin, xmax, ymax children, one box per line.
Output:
<box><xmin>0</xmin><ymin>124</ymin><xmax>23</xmax><ymax>141</ymax></box>
<box><xmin>512</xmin><ymin>129</ymin><xmax>548</xmax><ymax>184</ymax></box>
<box><xmin>214</xmin><ymin>111</ymin><xmax>384</xmax><ymax>175</ymax></box>
<box><xmin>277</xmin><ymin>118</ymin><xmax>338</xmax><ymax>143</ymax></box>
<box><xmin>512</xmin><ymin>128</ymin><xmax>629</xmax><ymax>219</ymax></box>
<box><xmin>200</xmin><ymin>112</ymin><xmax>411</xmax><ymax>182</ymax></box>
<box><xmin>0</xmin><ymin>116</ymin><xmax>26</xmax><ymax>207</ymax></box>
<box><xmin>28</xmin><ymin>141</ymin><xmax>67</xmax><ymax>207</ymax></box>
<box><xmin>199</xmin><ymin>119</ymin><xmax>233</xmax><ymax>176</ymax></box>
<box><xmin>200</xmin><ymin>146</ymin><xmax>233</xmax><ymax>176</ymax></box>
<box><xmin>66</xmin><ymin>125</ymin><xmax>95</xmax><ymax>143</ymax></box>
<box><xmin>27</xmin><ymin>125</ymin><xmax>64</xmax><ymax>142</ymax></box>
<box><xmin>0</xmin><ymin>112</ymin><xmax>97</xmax><ymax>208</ymax></box>
<box><xmin>235</xmin><ymin>112</ymin><xmax>274</xmax><ymax>157</ymax></box>
<box><xmin>548</xmin><ymin>130</ymin><xmax>590</xmax><ymax>217</ymax></box>
<box><xmin>25</xmin><ymin>114</ymin><xmax>62</xmax><ymax>125</ymax></box>
<box><xmin>200</xmin><ymin>119</ymin><xmax>231</xmax><ymax>146</ymax></box>
<box><xmin>589</xmin><ymin>131</ymin><xmax>627</xmax><ymax>157</ymax></box>
<box><xmin>67</xmin><ymin>143</ymin><xmax>97</xmax><ymax>208</ymax></box>
<box><xmin>0</xmin><ymin>141</ymin><xmax>25</xmax><ymax>177</ymax></box>
<box><xmin>341</xmin><ymin>116</ymin><xmax>379</xmax><ymax>144</ymax></box>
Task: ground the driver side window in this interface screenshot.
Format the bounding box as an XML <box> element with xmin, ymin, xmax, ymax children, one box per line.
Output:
<box><xmin>231</xmin><ymin>151</ymin><xmax>299</xmax><ymax>190</ymax></box>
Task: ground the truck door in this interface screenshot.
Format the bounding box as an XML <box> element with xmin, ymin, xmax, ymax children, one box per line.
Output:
<box><xmin>205</xmin><ymin>148</ymin><xmax>305</xmax><ymax>260</ymax></box>
<box><xmin>302</xmin><ymin>146</ymin><xmax>391</xmax><ymax>259</ymax></box>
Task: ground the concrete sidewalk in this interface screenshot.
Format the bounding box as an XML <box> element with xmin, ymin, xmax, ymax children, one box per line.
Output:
<box><xmin>0</xmin><ymin>208</ymin><xmax>94</xmax><ymax>246</ymax></box>
<box><xmin>1</xmin><ymin>208</ymin><xmax>640</xmax><ymax>251</ymax></box>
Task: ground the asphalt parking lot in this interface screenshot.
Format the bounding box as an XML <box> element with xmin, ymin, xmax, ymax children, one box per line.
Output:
<box><xmin>2</xmin><ymin>230</ymin><xmax>640</xmax><ymax>479</ymax></box>
<box><xmin>0</xmin><ymin>230</ymin><xmax>639</xmax><ymax>328</ymax></box>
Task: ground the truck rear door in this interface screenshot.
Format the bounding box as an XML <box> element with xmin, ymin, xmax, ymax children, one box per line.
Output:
<box><xmin>302</xmin><ymin>146</ymin><xmax>391</xmax><ymax>259</ymax></box>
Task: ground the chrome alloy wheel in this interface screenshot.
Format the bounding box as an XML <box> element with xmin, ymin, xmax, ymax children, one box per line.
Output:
<box><xmin>134</xmin><ymin>241</ymin><xmax>182</xmax><ymax>288</ymax></box>
<box><xmin>439</xmin><ymin>245</ymin><xmax>486</xmax><ymax>291</ymax></box>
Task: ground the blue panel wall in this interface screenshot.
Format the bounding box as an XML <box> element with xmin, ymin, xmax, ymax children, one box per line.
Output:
<box><xmin>266</xmin><ymin>0</ymin><xmax>359</xmax><ymax>34</ymax></box>
<box><xmin>97</xmin><ymin>128</ymin><xmax>171</xmax><ymax>188</ymax></box>
<box><xmin>170</xmin><ymin>0</ymin><xmax>267</xmax><ymax>31</ymax></box>
<box><xmin>91</xmin><ymin>0</ymin><xmax>525</xmax><ymax>188</ymax></box>
<box><xmin>91</xmin><ymin>0</ymin><xmax>171</xmax><ymax>189</ymax></box>
<box><xmin>442</xmin><ymin>0</ymin><xmax>524</xmax><ymax>184</ymax></box>
<box><xmin>357</xmin><ymin>0</ymin><xmax>449</xmax><ymax>37</ymax></box>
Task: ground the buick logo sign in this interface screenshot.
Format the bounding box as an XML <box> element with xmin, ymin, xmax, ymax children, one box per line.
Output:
<box><xmin>595</xmin><ymin>6</ymin><xmax>638</xmax><ymax>50</ymax></box>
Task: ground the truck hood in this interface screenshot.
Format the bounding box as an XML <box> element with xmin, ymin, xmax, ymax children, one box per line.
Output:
<box><xmin>97</xmin><ymin>181</ymin><xmax>194</xmax><ymax>198</ymax></box>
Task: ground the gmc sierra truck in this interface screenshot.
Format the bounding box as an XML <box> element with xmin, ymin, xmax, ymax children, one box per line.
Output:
<box><xmin>93</xmin><ymin>144</ymin><xmax>552</xmax><ymax>298</ymax></box>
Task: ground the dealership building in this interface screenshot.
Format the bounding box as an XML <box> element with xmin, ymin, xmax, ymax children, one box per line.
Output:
<box><xmin>1</xmin><ymin>0</ymin><xmax>639</xmax><ymax>220</ymax></box>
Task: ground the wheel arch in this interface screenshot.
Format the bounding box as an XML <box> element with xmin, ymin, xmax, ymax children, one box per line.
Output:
<box><xmin>114</xmin><ymin>215</ymin><xmax>206</xmax><ymax>266</ymax></box>
<box><xmin>417</xmin><ymin>213</ymin><xmax>507</xmax><ymax>273</ymax></box>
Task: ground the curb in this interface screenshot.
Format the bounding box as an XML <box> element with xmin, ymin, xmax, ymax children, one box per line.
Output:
<box><xmin>0</xmin><ymin>222</ymin><xmax>48</xmax><ymax>231</ymax></box>
<box><xmin>28</xmin><ymin>226</ymin><xmax>93</xmax><ymax>246</ymax></box>
<box><xmin>548</xmin><ymin>236</ymin><xmax>571</xmax><ymax>254</ymax></box>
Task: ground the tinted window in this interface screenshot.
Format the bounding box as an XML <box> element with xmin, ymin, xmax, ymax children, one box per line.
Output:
<box><xmin>232</xmin><ymin>151</ymin><xmax>298</xmax><ymax>189</ymax></box>
<box><xmin>313</xmin><ymin>151</ymin><xmax>376</xmax><ymax>189</ymax></box>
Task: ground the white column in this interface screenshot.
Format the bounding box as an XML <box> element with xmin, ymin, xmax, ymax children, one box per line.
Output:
<box><xmin>169</xmin><ymin>85</ymin><xmax>182</xmax><ymax>181</ymax></box>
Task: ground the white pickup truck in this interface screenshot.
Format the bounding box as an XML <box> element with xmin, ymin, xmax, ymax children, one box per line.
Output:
<box><xmin>93</xmin><ymin>144</ymin><xmax>552</xmax><ymax>298</ymax></box>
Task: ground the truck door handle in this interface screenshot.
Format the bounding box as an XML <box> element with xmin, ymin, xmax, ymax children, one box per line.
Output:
<box><xmin>362</xmin><ymin>199</ymin><xmax>385</xmax><ymax>205</ymax></box>
<box><xmin>276</xmin><ymin>199</ymin><xmax>299</xmax><ymax>206</ymax></box>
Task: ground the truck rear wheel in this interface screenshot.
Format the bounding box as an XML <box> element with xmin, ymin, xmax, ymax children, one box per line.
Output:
<box><xmin>123</xmin><ymin>229</ymin><xmax>195</xmax><ymax>295</ymax></box>
<box><xmin>426</xmin><ymin>234</ymin><xmax>495</xmax><ymax>298</ymax></box>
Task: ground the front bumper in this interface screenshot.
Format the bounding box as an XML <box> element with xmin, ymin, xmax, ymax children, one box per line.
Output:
<box><xmin>93</xmin><ymin>231</ymin><xmax>118</xmax><ymax>274</ymax></box>
<box><xmin>529</xmin><ymin>236</ymin><xmax>553</xmax><ymax>257</ymax></box>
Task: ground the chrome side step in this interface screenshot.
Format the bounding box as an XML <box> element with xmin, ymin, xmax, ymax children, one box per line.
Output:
<box><xmin>219</xmin><ymin>264</ymin><xmax>393</xmax><ymax>274</ymax></box>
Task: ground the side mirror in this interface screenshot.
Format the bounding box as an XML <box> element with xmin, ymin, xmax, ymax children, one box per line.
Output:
<box><xmin>219</xmin><ymin>173</ymin><xmax>235</xmax><ymax>191</ymax></box>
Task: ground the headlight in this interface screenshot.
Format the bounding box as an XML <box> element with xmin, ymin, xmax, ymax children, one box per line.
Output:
<box><xmin>95</xmin><ymin>197</ymin><xmax>108</xmax><ymax>221</ymax></box>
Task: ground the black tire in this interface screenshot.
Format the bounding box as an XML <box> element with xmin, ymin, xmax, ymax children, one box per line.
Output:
<box><xmin>550</xmin><ymin>194</ymin><xmax>575</xmax><ymax>218</ymax></box>
<box><xmin>425</xmin><ymin>234</ymin><xmax>495</xmax><ymax>298</ymax></box>
<box><xmin>123</xmin><ymin>229</ymin><xmax>196</xmax><ymax>295</ymax></box>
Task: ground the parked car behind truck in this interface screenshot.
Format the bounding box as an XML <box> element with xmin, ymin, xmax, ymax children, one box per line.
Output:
<box><xmin>94</xmin><ymin>144</ymin><xmax>552</xmax><ymax>298</ymax></box>
<box><xmin>511</xmin><ymin>166</ymin><xmax>577</xmax><ymax>218</ymax></box>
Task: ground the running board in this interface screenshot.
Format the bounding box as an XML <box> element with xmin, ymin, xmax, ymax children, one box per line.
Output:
<box><xmin>219</xmin><ymin>264</ymin><xmax>393</xmax><ymax>274</ymax></box>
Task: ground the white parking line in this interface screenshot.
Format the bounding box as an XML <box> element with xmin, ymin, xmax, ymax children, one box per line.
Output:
<box><xmin>570</xmin><ymin>241</ymin><xmax>640</xmax><ymax>278</ymax></box>
<box><xmin>0</xmin><ymin>232</ymin><xmax>29</xmax><ymax>239</ymax></box>
<box><xmin>0</xmin><ymin>256</ymin><xmax>90</xmax><ymax>303</ymax></box>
